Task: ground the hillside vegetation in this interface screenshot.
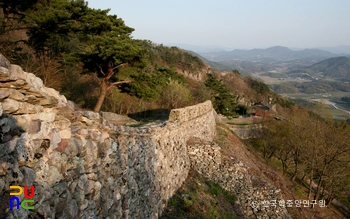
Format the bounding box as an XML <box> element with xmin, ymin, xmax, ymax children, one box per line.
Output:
<box><xmin>0</xmin><ymin>0</ymin><xmax>285</xmax><ymax>119</ymax></box>
<box><xmin>287</xmin><ymin>56</ymin><xmax>350</xmax><ymax>81</ymax></box>
<box><xmin>0</xmin><ymin>0</ymin><xmax>210</xmax><ymax>116</ymax></box>
<box><xmin>247</xmin><ymin>106</ymin><xmax>350</xmax><ymax>217</ymax></box>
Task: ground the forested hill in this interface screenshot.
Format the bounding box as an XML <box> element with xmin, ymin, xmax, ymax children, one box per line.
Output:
<box><xmin>201</xmin><ymin>46</ymin><xmax>336</xmax><ymax>61</ymax></box>
<box><xmin>0</xmin><ymin>0</ymin><xmax>211</xmax><ymax>114</ymax></box>
<box><xmin>288</xmin><ymin>56</ymin><xmax>350</xmax><ymax>81</ymax></box>
<box><xmin>0</xmin><ymin>0</ymin><xmax>288</xmax><ymax>119</ymax></box>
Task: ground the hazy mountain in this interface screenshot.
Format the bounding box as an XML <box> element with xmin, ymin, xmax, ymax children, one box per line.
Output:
<box><xmin>288</xmin><ymin>56</ymin><xmax>350</xmax><ymax>81</ymax></box>
<box><xmin>184</xmin><ymin>50</ymin><xmax>232</xmax><ymax>71</ymax></box>
<box><xmin>200</xmin><ymin>46</ymin><xmax>336</xmax><ymax>62</ymax></box>
<box><xmin>166</xmin><ymin>43</ymin><xmax>231</xmax><ymax>53</ymax></box>
<box><xmin>315</xmin><ymin>45</ymin><xmax>350</xmax><ymax>55</ymax></box>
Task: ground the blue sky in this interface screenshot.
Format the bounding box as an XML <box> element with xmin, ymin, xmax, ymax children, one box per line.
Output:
<box><xmin>87</xmin><ymin>0</ymin><xmax>350</xmax><ymax>50</ymax></box>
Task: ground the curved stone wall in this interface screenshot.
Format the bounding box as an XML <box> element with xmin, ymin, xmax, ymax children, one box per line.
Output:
<box><xmin>0</xmin><ymin>54</ymin><xmax>216</xmax><ymax>218</ymax></box>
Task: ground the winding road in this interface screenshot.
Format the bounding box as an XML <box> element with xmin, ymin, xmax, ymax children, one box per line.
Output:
<box><xmin>311</xmin><ymin>99</ymin><xmax>350</xmax><ymax>115</ymax></box>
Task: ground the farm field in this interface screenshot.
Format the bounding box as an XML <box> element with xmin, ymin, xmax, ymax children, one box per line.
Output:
<box><xmin>282</xmin><ymin>92</ymin><xmax>350</xmax><ymax>120</ymax></box>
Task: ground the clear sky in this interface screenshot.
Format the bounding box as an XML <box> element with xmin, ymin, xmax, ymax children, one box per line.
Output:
<box><xmin>86</xmin><ymin>0</ymin><xmax>350</xmax><ymax>50</ymax></box>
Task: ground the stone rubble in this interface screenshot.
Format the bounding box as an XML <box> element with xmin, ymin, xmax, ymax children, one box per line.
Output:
<box><xmin>187</xmin><ymin>138</ymin><xmax>292</xmax><ymax>219</ymax></box>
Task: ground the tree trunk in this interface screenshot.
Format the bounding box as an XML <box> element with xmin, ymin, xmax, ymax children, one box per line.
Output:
<box><xmin>94</xmin><ymin>78</ymin><xmax>108</xmax><ymax>112</ymax></box>
<box><xmin>291</xmin><ymin>152</ymin><xmax>299</xmax><ymax>181</ymax></box>
<box><xmin>282</xmin><ymin>161</ymin><xmax>288</xmax><ymax>175</ymax></box>
<box><xmin>300</xmin><ymin>171</ymin><xmax>306</xmax><ymax>181</ymax></box>
<box><xmin>93</xmin><ymin>62</ymin><xmax>131</xmax><ymax>112</ymax></box>
<box><xmin>282</xmin><ymin>162</ymin><xmax>286</xmax><ymax>175</ymax></box>
<box><xmin>314</xmin><ymin>177</ymin><xmax>323</xmax><ymax>201</ymax></box>
<box><xmin>308</xmin><ymin>168</ymin><xmax>314</xmax><ymax>200</ymax></box>
<box><xmin>94</xmin><ymin>63</ymin><xmax>114</xmax><ymax>112</ymax></box>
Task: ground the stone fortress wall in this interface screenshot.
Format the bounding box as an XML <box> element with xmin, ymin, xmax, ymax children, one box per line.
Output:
<box><xmin>0</xmin><ymin>54</ymin><xmax>216</xmax><ymax>218</ymax></box>
<box><xmin>0</xmin><ymin>54</ymin><xmax>291</xmax><ymax>218</ymax></box>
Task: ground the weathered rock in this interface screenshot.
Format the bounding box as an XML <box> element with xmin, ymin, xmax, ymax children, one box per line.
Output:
<box><xmin>0</xmin><ymin>54</ymin><xmax>10</xmax><ymax>69</ymax></box>
<box><xmin>0</xmin><ymin>90</ymin><xmax>10</xmax><ymax>100</ymax></box>
<box><xmin>41</xmin><ymin>87</ymin><xmax>60</xmax><ymax>99</ymax></box>
<box><xmin>47</xmin><ymin>166</ymin><xmax>63</xmax><ymax>186</ymax></box>
<box><xmin>15</xmin><ymin>102</ymin><xmax>43</xmax><ymax>114</ymax></box>
<box><xmin>81</xmin><ymin>110</ymin><xmax>101</xmax><ymax>121</ymax></box>
<box><xmin>0</xmin><ymin>67</ymin><xmax>15</xmax><ymax>82</ymax></box>
<box><xmin>59</xmin><ymin>129</ymin><xmax>71</xmax><ymax>139</ymax></box>
<box><xmin>2</xmin><ymin>98</ymin><xmax>19</xmax><ymax>113</ymax></box>
<box><xmin>37</xmin><ymin>95</ymin><xmax>59</xmax><ymax>106</ymax></box>
<box><xmin>7</xmin><ymin>88</ymin><xmax>25</xmax><ymax>101</ymax></box>
<box><xmin>20</xmin><ymin>166</ymin><xmax>36</xmax><ymax>185</ymax></box>
<box><xmin>53</xmin><ymin>117</ymin><xmax>71</xmax><ymax>129</ymax></box>
<box><xmin>28</xmin><ymin>120</ymin><xmax>41</xmax><ymax>134</ymax></box>
<box><xmin>55</xmin><ymin>199</ymin><xmax>78</xmax><ymax>218</ymax></box>
<box><xmin>47</xmin><ymin>130</ymin><xmax>60</xmax><ymax>150</ymax></box>
<box><xmin>12</xmin><ymin>115</ymin><xmax>30</xmax><ymax>130</ymax></box>
<box><xmin>56</xmin><ymin>139</ymin><xmax>69</xmax><ymax>152</ymax></box>
<box><xmin>39</xmin><ymin>111</ymin><xmax>56</xmax><ymax>122</ymax></box>
<box><xmin>0</xmin><ymin>178</ymin><xmax>5</xmax><ymax>191</ymax></box>
<box><xmin>26</xmin><ymin>72</ymin><xmax>43</xmax><ymax>90</ymax></box>
<box><xmin>57</xmin><ymin>106</ymin><xmax>76</xmax><ymax>120</ymax></box>
<box><xmin>9</xmin><ymin>64</ymin><xmax>26</xmax><ymax>80</ymax></box>
<box><xmin>101</xmin><ymin>111</ymin><xmax>137</xmax><ymax>125</ymax></box>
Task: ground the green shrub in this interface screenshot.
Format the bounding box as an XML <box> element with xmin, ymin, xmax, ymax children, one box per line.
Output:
<box><xmin>205</xmin><ymin>76</ymin><xmax>243</xmax><ymax>117</ymax></box>
<box><xmin>159</xmin><ymin>79</ymin><xmax>192</xmax><ymax>109</ymax></box>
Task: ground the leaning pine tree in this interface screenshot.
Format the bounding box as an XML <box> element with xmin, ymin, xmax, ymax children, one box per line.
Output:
<box><xmin>24</xmin><ymin>0</ymin><xmax>145</xmax><ymax>112</ymax></box>
<box><xmin>77</xmin><ymin>8</ymin><xmax>144</xmax><ymax>112</ymax></box>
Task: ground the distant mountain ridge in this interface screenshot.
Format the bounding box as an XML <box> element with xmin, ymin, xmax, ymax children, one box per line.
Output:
<box><xmin>167</xmin><ymin>43</ymin><xmax>231</xmax><ymax>53</ymax></box>
<box><xmin>288</xmin><ymin>56</ymin><xmax>350</xmax><ymax>81</ymax></box>
<box><xmin>200</xmin><ymin>46</ymin><xmax>337</xmax><ymax>62</ymax></box>
<box><xmin>184</xmin><ymin>50</ymin><xmax>232</xmax><ymax>71</ymax></box>
<box><xmin>315</xmin><ymin>45</ymin><xmax>350</xmax><ymax>55</ymax></box>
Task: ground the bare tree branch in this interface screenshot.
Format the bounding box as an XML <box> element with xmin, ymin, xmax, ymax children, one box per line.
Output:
<box><xmin>111</xmin><ymin>79</ymin><xmax>134</xmax><ymax>86</ymax></box>
<box><xmin>112</xmin><ymin>63</ymin><xmax>128</xmax><ymax>71</ymax></box>
<box><xmin>107</xmin><ymin>79</ymin><xmax>134</xmax><ymax>90</ymax></box>
<box><xmin>99</xmin><ymin>67</ymin><xmax>106</xmax><ymax>76</ymax></box>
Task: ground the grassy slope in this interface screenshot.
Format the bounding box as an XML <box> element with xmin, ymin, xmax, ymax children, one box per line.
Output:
<box><xmin>160</xmin><ymin>170</ymin><xmax>240</xmax><ymax>219</ymax></box>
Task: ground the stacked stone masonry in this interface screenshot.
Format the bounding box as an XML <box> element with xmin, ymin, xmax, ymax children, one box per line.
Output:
<box><xmin>187</xmin><ymin>139</ymin><xmax>292</xmax><ymax>219</ymax></box>
<box><xmin>0</xmin><ymin>54</ymin><xmax>217</xmax><ymax>218</ymax></box>
<box><xmin>0</xmin><ymin>54</ymin><xmax>290</xmax><ymax>219</ymax></box>
<box><xmin>229</xmin><ymin>124</ymin><xmax>263</xmax><ymax>139</ymax></box>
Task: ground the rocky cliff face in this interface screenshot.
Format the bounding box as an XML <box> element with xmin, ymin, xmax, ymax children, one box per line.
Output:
<box><xmin>176</xmin><ymin>63</ymin><xmax>213</xmax><ymax>82</ymax></box>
